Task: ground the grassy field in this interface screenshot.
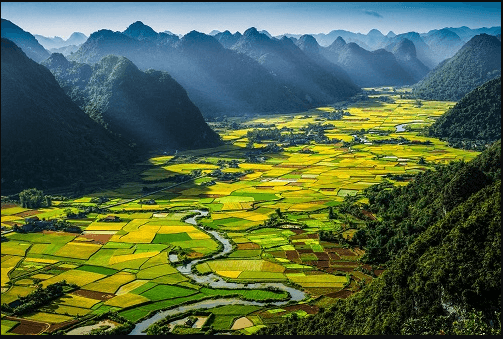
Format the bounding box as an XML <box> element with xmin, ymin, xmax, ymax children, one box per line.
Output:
<box><xmin>1</xmin><ymin>87</ymin><xmax>480</xmax><ymax>335</ymax></box>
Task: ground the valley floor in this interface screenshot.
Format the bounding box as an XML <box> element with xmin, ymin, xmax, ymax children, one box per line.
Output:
<box><xmin>0</xmin><ymin>87</ymin><xmax>479</xmax><ymax>335</ymax></box>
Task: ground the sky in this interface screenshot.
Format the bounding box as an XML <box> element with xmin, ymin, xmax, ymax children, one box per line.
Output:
<box><xmin>1</xmin><ymin>2</ymin><xmax>501</xmax><ymax>39</ymax></box>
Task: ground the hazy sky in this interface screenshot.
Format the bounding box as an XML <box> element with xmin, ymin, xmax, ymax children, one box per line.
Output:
<box><xmin>1</xmin><ymin>2</ymin><xmax>501</xmax><ymax>39</ymax></box>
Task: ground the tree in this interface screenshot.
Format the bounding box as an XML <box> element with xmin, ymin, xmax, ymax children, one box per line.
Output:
<box><xmin>328</xmin><ymin>206</ymin><xmax>337</xmax><ymax>219</ymax></box>
<box><xmin>19</xmin><ymin>188</ymin><xmax>45</xmax><ymax>208</ymax></box>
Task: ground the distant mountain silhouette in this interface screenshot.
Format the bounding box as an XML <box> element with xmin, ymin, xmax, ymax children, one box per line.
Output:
<box><xmin>65</xmin><ymin>32</ymin><xmax>88</xmax><ymax>45</ymax></box>
<box><xmin>384</xmin><ymin>38</ymin><xmax>430</xmax><ymax>82</ymax></box>
<box><xmin>49</xmin><ymin>44</ymin><xmax>80</xmax><ymax>57</ymax></box>
<box><xmin>280</xmin><ymin>26</ymin><xmax>500</xmax><ymax>69</ymax></box>
<box><xmin>214</xmin><ymin>30</ymin><xmax>242</xmax><ymax>49</ymax></box>
<box><xmin>70</xmin><ymin>22</ymin><xmax>359</xmax><ymax>117</ymax></box>
<box><xmin>35</xmin><ymin>32</ymin><xmax>87</xmax><ymax>50</ymax></box>
<box><xmin>413</xmin><ymin>34</ymin><xmax>501</xmax><ymax>101</ymax></box>
<box><xmin>230</xmin><ymin>27</ymin><xmax>360</xmax><ymax>104</ymax></box>
<box><xmin>421</xmin><ymin>28</ymin><xmax>465</xmax><ymax>65</ymax></box>
<box><xmin>42</xmin><ymin>53</ymin><xmax>221</xmax><ymax>151</ymax></box>
<box><xmin>1</xmin><ymin>18</ymin><xmax>50</xmax><ymax>62</ymax></box>
<box><xmin>1</xmin><ymin>38</ymin><xmax>135</xmax><ymax>193</ymax></box>
<box><xmin>320</xmin><ymin>37</ymin><xmax>416</xmax><ymax>87</ymax></box>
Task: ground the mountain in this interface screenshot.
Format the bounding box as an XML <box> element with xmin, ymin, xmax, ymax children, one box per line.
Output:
<box><xmin>35</xmin><ymin>32</ymin><xmax>87</xmax><ymax>53</ymax></box>
<box><xmin>384</xmin><ymin>38</ymin><xmax>430</xmax><ymax>82</ymax></box>
<box><xmin>320</xmin><ymin>37</ymin><xmax>416</xmax><ymax>87</ymax></box>
<box><xmin>385</xmin><ymin>32</ymin><xmax>437</xmax><ymax>69</ymax></box>
<box><xmin>1</xmin><ymin>18</ymin><xmax>50</xmax><ymax>62</ymax></box>
<box><xmin>49</xmin><ymin>44</ymin><xmax>80</xmax><ymax>57</ymax></box>
<box><xmin>214</xmin><ymin>30</ymin><xmax>242</xmax><ymax>49</ymax></box>
<box><xmin>33</xmin><ymin>34</ymin><xmax>65</xmax><ymax>49</ymax></box>
<box><xmin>428</xmin><ymin>77</ymin><xmax>501</xmax><ymax>149</ymax></box>
<box><xmin>123</xmin><ymin>20</ymin><xmax>158</xmax><ymax>41</ymax></box>
<box><xmin>294</xmin><ymin>34</ymin><xmax>362</xmax><ymax>87</ymax></box>
<box><xmin>413</xmin><ymin>34</ymin><xmax>501</xmax><ymax>101</ymax></box>
<box><xmin>70</xmin><ymin>22</ymin><xmax>358</xmax><ymax>117</ymax></box>
<box><xmin>230</xmin><ymin>27</ymin><xmax>360</xmax><ymax>104</ymax></box>
<box><xmin>421</xmin><ymin>28</ymin><xmax>465</xmax><ymax>65</ymax></box>
<box><xmin>447</xmin><ymin>25</ymin><xmax>501</xmax><ymax>42</ymax></box>
<box><xmin>65</xmin><ymin>32</ymin><xmax>88</xmax><ymax>45</ymax></box>
<box><xmin>259</xmin><ymin>139</ymin><xmax>501</xmax><ymax>335</ymax></box>
<box><xmin>42</xmin><ymin>53</ymin><xmax>221</xmax><ymax>152</ymax></box>
<box><xmin>1</xmin><ymin>38</ymin><xmax>135</xmax><ymax>193</ymax></box>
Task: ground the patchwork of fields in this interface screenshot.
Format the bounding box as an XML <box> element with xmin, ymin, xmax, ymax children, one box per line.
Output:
<box><xmin>1</xmin><ymin>88</ymin><xmax>479</xmax><ymax>334</ymax></box>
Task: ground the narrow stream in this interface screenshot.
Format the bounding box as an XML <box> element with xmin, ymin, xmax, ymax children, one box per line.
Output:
<box><xmin>128</xmin><ymin>210</ymin><xmax>306</xmax><ymax>335</ymax></box>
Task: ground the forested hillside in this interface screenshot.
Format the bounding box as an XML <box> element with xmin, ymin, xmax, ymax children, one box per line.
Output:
<box><xmin>1</xmin><ymin>38</ymin><xmax>136</xmax><ymax>193</ymax></box>
<box><xmin>258</xmin><ymin>140</ymin><xmax>501</xmax><ymax>335</ymax></box>
<box><xmin>42</xmin><ymin>53</ymin><xmax>221</xmax><ymax>152</ymax></box>
<box><xmin>412</xmin><ymin>34</ymin><xmax>501</xmax><ymax>101</ymax></box>
<box><xmin>428</xmin><ymin>77</ymin><xmax>501</xmax><ymax>150</ymax></box>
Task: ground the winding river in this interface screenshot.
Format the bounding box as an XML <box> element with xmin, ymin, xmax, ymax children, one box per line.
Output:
<box><xmin>129</xmin><ymin>210</ymin><xmax>306</xmax><ymax>335</ymax></box>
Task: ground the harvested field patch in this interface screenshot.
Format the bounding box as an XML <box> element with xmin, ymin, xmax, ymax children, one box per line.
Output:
<box><xmin>333</xmin><ymin>248</ymin><xmax>356</xmax><ymax>256</ymax></box>
<box><xmin>70</xmin><ymin>289</ymin><xmax>116</xmax><ymax>301</ymax></box>
<box><xmin>231</xmin><ymin>317</ymin><xmax>254</xmax><ymax>330</ymax></box>
<box><xmin>76</xmin><ymin>233</ymin><xmax>113</xmax><ymax>245</ymax></box>
<box><xmin>237</xmin><ymin>243</ymin><xmax>260</xmax><ymax>250</ymax></box>
<box><xmin>326</xmin><ymin>289</ymin><xmax>354</xmax><ymax>299</ymax></box>
<box><xmin>5</xmin><ymin>317</ymin><xmax>47</xmax><ymax>335</ymax></box>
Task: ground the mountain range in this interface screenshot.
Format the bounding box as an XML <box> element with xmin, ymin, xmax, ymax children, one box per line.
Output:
<box><xmin>280</xmin><ymin>26</ymin><xmax>500</xmax><ymax>69</ymax></box>
<box><xmin>69</xmin><ymin>21</ymin><xmax>360</xmax><ymax>117</ymax></box>
<box><xmin>34</xmin><ymin>32</ymin><xmax>88</xmax><ymax>50</ymax></box>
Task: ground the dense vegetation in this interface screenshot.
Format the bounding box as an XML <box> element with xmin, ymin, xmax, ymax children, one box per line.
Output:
<box><xmin>42</xmin><ymin>53</ymin><xmax>221</xmax><ymax>152</ymax></box>
<box><xmin>413</xmin><ymin>34</ymin><xmax>501</xmax><ymax>101</ymax></box>
<box><xmin>1</xmin><ymin>38</ymin><xmax>136</xmax><ymax>194</ymax></box>
<box><xmin>1</xmin><ymin>281</ymin><xmax>78</xmax><ymax>316</ymax></box>
<box><xmin>428</xmin><ymin>77</ymin><xmax>501</xmax><ymax>150</ymax></box>
<box><xmin>258</xmin><ymin>140</ymin><xmax>500</xmax><ymax>335</ymax></box>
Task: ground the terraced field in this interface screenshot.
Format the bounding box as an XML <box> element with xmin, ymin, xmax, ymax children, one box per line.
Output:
<box><xmin>1</xmin><ymin>88</ymin><xmax>479</xmax><ymax>335</ymax></box>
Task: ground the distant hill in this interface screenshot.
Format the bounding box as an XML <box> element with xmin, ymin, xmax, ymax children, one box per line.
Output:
<box><xmin>320</xmin><ymin>37</ymin><xmax>416</xmax><ymax>87</ymax></box>
<box><xmin>421</xmin><ymin>28</ymin><xmax>465</xmax><ymax>65</ymax></box>
<box><xmin>49</xmin><ymin>44</ymin><xmax>80</xmax><ymax>56</ymax></box>
<box><xmin>384</xmin><ymin>38</ymin><xmax>430</xmax><ymax>82</ymax></box>
<box><xmin>413</xmin><ymin>34</ymin><xmax>501</xmax><ymax>101</ymax></box>
<box><xmin>214</xmin><ymin>30</ymin><xmax>242</xmax><ymax>49</ymax></box>
<box><xmin>42</xmin><ymin>53</ymin><xmax>221</xmax><ymax>152</ymax></box>
<box><xmin>34</xmin><ymin>32</ymin><xmax>87</xmax><ymax>49</ymax></box>
<box><xmin>1</xmin><ymin>18</ymin><xmax>50</xmax><ymax>62</ymax></box>
<box><xmin>428</xmin><ymin>77</ymin><xmax>501</xmax><ymax>149</ymax></box>
<box><xmin>70</xmin><ymin>22</ymin><xmax>359</xmax><ymax>117</ymax></box>
<box><xmin>281</xmin><ymin>26</ymin><xmax>500</xmax><ymax>69</ymax></box>
<box><xmin>230</xmin><ymin>28</ymin><xmax>360</xmax><ymax>105</ymax></box>
<box><xmin>1</xmin><ymin>38</ymin><xmax>135</xmax><ymax>193</ymax></box>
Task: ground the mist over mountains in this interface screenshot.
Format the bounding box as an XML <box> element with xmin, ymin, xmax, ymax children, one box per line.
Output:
<box><xmin>68</xmin><ymin>21</ymin><xmax>360</xmax><ymax>117</ymax></box>
<box><xmin>41</xmin><ymin>52</ymin><xmax>221</xmax><ymax>151</ymax></box>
